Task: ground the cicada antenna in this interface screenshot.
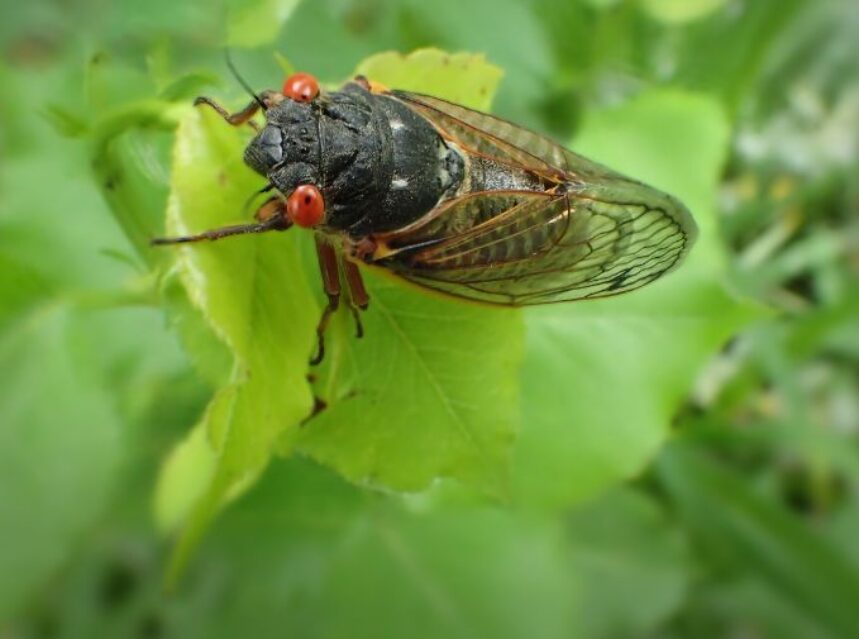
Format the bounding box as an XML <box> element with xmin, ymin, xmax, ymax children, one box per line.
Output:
<box><xmin>225</xmin><ymin>48</ymin><xmax>267</xmax><ymax>112</ymax></box>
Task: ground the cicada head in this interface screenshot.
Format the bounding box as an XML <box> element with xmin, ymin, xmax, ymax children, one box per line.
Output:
<box><xmin>243</xmin><ymin>74</ymin><xmax>388</xmax><ymax>232</ymax></box>
<box><xmin>242</xmin><ymin>94</ymin><xmax>320</xmax><ymax>197</ymax></box>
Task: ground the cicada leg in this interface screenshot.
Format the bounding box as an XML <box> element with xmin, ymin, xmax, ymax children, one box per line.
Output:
<box><xmin>352</xmin><ymin>74</ymin><xmax>389</xmax><ymax>95</ymax></box>
<box><xmin>311</xmin><ymin>237</ymin><xmax>342</xmax><ymax>365</ymax></box>
<box><xmin>150</xmin><ymin>196</ymin><xmax>289</xmax><ymax>245</ymax></box>
<box><xmin>193</xmin><ymin>91</ymin><xmax>279</xmax><ymax>131</ymax></box>
<box><xmin>340</xmin><ymin>257</ymin><xmax>370</xmax><ymax>339</ymax></box>
<box><xmin>310</xmin><ymin>241</ymin><xmax>372</xmax><ymax>364</ymax></box>
<box><xmin>253</xmin><ymin>195</ymin><xmax>284</xmax><ymax>222</ymax></box>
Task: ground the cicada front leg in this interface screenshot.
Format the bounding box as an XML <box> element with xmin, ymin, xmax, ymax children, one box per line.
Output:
<box><xmin>150</xmin><ymin>196</ymin><xmax>290</xmax><ymax>245</ymax></box>
<box><xmin>193</xmin><ymin>90</ymin><xmax>280</xmax><ymax>132</ymax></box>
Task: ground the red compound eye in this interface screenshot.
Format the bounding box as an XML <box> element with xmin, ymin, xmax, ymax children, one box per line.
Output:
<box><xmin>287</xmin><ymin>184</ymin><xmax>325</xmax><ymax>228</ymax></box>
<box><xmin>282</xmin><ymin>72</ymin><xmax>320</xmax><ymax>102</ymax></box>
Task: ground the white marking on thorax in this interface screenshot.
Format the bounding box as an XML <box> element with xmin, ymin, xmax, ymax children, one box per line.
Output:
<box><xmin>391</xmin><ymin>178</ymin><xmax>409</xmax><ymax>189</ymax></box>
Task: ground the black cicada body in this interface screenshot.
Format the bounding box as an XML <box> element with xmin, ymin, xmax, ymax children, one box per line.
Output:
<box><xmin>154</xmin><ymin>71</ymin><xmax>697</xmax><ymax>362</ymax></box>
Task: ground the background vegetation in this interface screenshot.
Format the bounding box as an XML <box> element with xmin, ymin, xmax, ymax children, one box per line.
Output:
<box><xmin>1</xmin><ymin>0</ymin><xmax>858</xmax><ymax>637</ymax></box>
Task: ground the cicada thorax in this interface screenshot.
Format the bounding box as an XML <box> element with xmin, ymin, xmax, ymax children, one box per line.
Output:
<box><xmin>243</xmin><ymin>81</ymin><xmax>467</xmax><ymax>239</ymax></box>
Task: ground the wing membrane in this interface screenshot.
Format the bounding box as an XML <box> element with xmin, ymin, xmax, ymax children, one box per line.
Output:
<box><xmin>376</xmin><ymin>184</ymin><xmax>694</xmax><ymax>306</ymax></box>
<box><xmin>381</xmin><ymin>191</ymin><xmax>567</xmax><ymax>265</ymax></box>
<box><xmin>390</xmin><ymin>91</ymin><xmax>620</xmax><ymax>182</ymax></box>
<box><xmin>390</xmin><ymin>91</ymin><xmax>566</xmax><ymax>180</ymax></box>
<box><xmin>372</xmin><ymin>90</ymin><xmax>697</xmax><ymax>305</ymax></box>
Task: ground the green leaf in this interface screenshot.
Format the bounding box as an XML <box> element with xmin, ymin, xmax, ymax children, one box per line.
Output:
<box><xmin>567</xmin><ymin>488</ymin><xmax>691</xmax><ymax>639</ymax></box>
<box><xmin>639</xmin><ymin>0</ymin><xmax>728</xmax><ymax>24</ymax></box>
<box><xmin>672</xmin><ymin>0</ymin><xmax>807</xmax><ymax>112</ymax></box>
<box><xmin>190</xmin><ymin>458</ymin><xmax>580</xmax><ymax>639</ymax></box>
<box><xmin>315</xmin><ymin>507</ymin><xmax>577</xmax><ymax>639</ymax></box>
<box><xmin>584</xmin><ymin>0</ymin><xmax>623</xmax><ymax>9</ymax></box>
<box><xmin>291</xmin><ymin>50</ymin><xmax>520</xmax><ymax>494</ymax></box>
<box><xmin>658</xmin><ymin>442</ymin><xmax>859</xmax><ymax>637</ymax></box>
<box><xmin>511</xmin><ymin>90</ymin><xmax>761</xmax><ymax>508</ymax></box>
<box><xmin>354</xmin><ymin>49</ymin><xmax>503</xmax><ymax>112</ymax></box>
<box><xmin>0</xmin><ymin>252</ymin><xmax>56</xmax><ymax>331</ymax></box>
<box><xmin>292</xmin><ymin>280</ymin><xmax>523</xmax><ymax>493</ymax></box>
<box><xmin>158</xmin><ymin>107</ymin><xmax>318</xmax><ymax>580</ymax></box>
<box><xmin>690</xmin><ymin>579</ymin><xmax>839</xmax><ymax>639</ymax></box>
<box><xmin>89</xmin><ymin>101</ymin><xmax>185</xmax><ymax>264</ymax></box>
<box><xmin>161</xmin><ymin>273</ymin><xmax>233</xmax><ymax>389</ymax></box>
<box><xmin>154</xmin><ymin>419</ymin><xmax>217</xmax><ymax>532</ymax></box>
<box><xmin>0</xmin><ymin>309</ymin><xmax>121</xmax><ymax>620</ymax></box>
<box><xmin>42</xmin><ymin>104</ymin><xmax>89</xmax><ymax>137</ymax></box>
<box><xmin>158</xmin><ymin>72</ymin><xmax>223</xmax><ymax>101</ymax></box>
<box><xmin>225</xmin><ymin>0</ymin><xmax>302</xmax><ymax>48</ymax></box>
<box><xmin>86</xmin><ymin>99</ymin><xmax>234</xmax><ymax>392</ymax></box>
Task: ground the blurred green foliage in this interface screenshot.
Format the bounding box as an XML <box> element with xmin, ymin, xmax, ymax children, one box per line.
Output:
<box><xmin>1</xmin><ymin>0</ymin><xmax>858</xmax><ymax>637</ymax></box>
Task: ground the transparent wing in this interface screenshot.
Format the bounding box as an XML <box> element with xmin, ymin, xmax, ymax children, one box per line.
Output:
<box><xmin>390</xmin><ymin>91</ymin><xmax>620</xmax><ymax>182</ymax></box>
<box><xmin>374</xmin><ymin>183</ymin><xmax>696</xmax><ymax>306</ymax></box>
<box><xmin>374</xmin><ymin>90</ymin><xmax>698</xmax><ymax>305</ymax></box>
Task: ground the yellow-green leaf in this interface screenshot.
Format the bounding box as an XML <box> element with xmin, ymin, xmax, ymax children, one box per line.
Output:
<box><xmin>158</xmin><ymin>106</ymin><xmax>317</xmax><ymax>579</ymax></box>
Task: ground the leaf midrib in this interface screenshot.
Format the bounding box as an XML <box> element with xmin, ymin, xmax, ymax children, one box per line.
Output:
<box><xmin>371</xmin><ymin>296</ymin><xmax>490</xmax><ymax>468</ymax></box>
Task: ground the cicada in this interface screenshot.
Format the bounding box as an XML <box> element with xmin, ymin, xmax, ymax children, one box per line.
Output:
<box><xmin>154</xmin><ymin>70</ymin><xmax>697</xmax><ymax>363</ymax></box>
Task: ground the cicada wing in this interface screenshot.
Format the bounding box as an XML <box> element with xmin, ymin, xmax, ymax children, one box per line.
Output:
<box><xmin>390</xmin><ymin>91</ymin><xmax>565</xmax><ymax>180</ymax></box>
<box><xmin>376</xmin><ymin>182</ymin><xmax>695</xmax><ymax>306</ymax></box>
<box><xmin>508</xmin><ymin>181</ymin><xmax>695</xmax><ymax>304</ymax></box>
<box><xmin>389</xmin><ymin>91</ymin><xmax>621</xmax><ymax>182</ymax></box>
<box><xmin>380</xmin><ymin>190</ymin><xmax>570</xmax><ymax>266</ymax></box>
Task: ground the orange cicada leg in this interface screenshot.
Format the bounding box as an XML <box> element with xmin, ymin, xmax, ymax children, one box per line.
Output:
<box><xmin>340</xmin><ymin>257</ymin><xmax>370</xmax><ymax>339</ymax></box>
<box><xmin>311</xmin><ymin>237</ymin><xmax>342</xmax><ymax>365</ymax></box>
